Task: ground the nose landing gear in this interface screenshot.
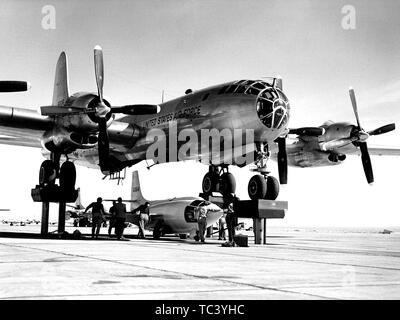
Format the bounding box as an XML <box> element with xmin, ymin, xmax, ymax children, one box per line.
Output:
<box><xmin>248</xmin><ymin>142</ymin><xmax>280</xmax><ymax>200</ymax></box>
<box><xmin>248</xmin><ymin>174</ymin><xmax>279</xmax><ymax>200</ymax></box>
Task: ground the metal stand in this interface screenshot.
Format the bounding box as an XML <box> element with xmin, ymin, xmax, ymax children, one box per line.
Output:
<box><xmin>41</xmin><ymin>202</ymin><xmax>49</xmax><ymax>235</ymax></box>
<box><xmin>253</xmin><ymin>218</ymin><xmax>265</xmax><ymax>244</ymax></box>
<box><xmin>58</xmin><ymin>202</ymin><xmax>66</xmax><ymax>234</ymax></box>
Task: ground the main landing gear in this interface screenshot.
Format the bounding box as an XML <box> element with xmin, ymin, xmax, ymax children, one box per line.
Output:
<box><xmin>202</xmin><ymin>166</ymin><xmax>236</xmax><ymax>196</ymax></box>
<box><xmin>31</xmin><ymin>152</ymin><xmax>78</xmax><ymax>236</ymax></box>
<box><xmin>201</xmin><ymin>143</ymin><xmax>280</xmax><ymax>200</ymax></box>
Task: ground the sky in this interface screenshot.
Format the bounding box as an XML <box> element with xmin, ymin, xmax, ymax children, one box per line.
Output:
<box><xmin>0</xmin><ymin>0</ymin><xmax>399</xmax><ymax>227</ymax></box>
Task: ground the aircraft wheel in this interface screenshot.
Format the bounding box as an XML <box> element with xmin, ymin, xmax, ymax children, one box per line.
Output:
<box><xmin>202</xmin><ymin>172</ymin><xmax>219</xmax><ymax>194</ymax></box>
<box><xmin>248</xmin><ymin>175</ymin><xmax>267</xmax><ymax>200</ymax></box>
<box><xmin>59</xmin><ymin>161</ymin><xmax>76</xmax><ymax>191</ymax></box>
<box><xmin>179</xmin><ymin>234</ymin><xmax>188</xmax><ymax>239</ymax></box>
<box><xmin>39</xmin><ymin>160</ymin><xmax>57</xmax><ymax>185</ymax></box>
<box><xmin>265</xmin><ymin>176</ymin><xmax>280</xmax><ymax>200</ymax></box>
<box><xmin>219</xmin><ymin>172</ymin><xmax>236</xmax><ymax>196</ymax></box>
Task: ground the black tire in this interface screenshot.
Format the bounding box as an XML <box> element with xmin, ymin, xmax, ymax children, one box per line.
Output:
<box><xmin>59</xmin><ymin>161</ymin><xmax>76</xmax><ymax>191</ymax></box>
<box><xmin>202</xmin><ymin>172</ymin><xmax>219</xmax><ymax>194</ymax></box>
<box><xmin>265</xmin><ymin>176</ymin><xmax>280</xmax><ymax>200</ymax></box>
<box><xmin>219</xmin><ymin>172</ymin><xmax>236</xmax><ymax>195</ymax></box>
<box><xmin>248</xmin><ymin>175</ymin><xmax>267</xmax><ymax>200</ymax></box>
<box><xmin>39</xmin><ymin>160</ymin><xmax>56</xmax><ymax>185</ymax></box>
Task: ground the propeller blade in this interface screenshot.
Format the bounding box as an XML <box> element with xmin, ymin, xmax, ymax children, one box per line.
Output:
<box><xmin>276</xmin><ymin>137</ymin><xmax>288</xmax><ymax>184</ymax></box>
<box><xmin>111</xmin><ymin>104</ymin><xmax>161</xmax><ymax>115</ymax></box>
<box><xmin>0</xmin><ymin>81</ymin><xmax>31</xmax><ymax>92</ymax></box>
<box><xmin>349</xmin><ymin>87</ymin><xmax>362</xmax><ymax>130</ymax></box>
<box><xmin>359</xmin><ymin>142</ymin><xmax>374</xmax><ymax>184</ymax></box>
<box><xmin>97</xmin><ymin>118</ymin><xmax>110</xmax><ymax>172</ymax></box>
<box><xmin>289</xmin><ymin>127</ymin><xmax>325</xmax><ymax>136</ymax></box>
<box><xmin>368</xmin><ymin>123</ymin><xmax>396</xmax><ymax>136</ymax></box>
<box><xmin>94</xmin><ymin>45</ymin><xmax>104</xmax><ymax>102</ymax></box>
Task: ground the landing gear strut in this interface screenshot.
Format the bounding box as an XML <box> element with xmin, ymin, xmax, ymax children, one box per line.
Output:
<box><xmin>248</xmin><ymin>142</ymin><xmax>280</xmax><ymax>200</ymax></box>
<box><xmin>32</xmin><ymin>152</ymin><xmax>78</xmax><ymax>236</ymax></box>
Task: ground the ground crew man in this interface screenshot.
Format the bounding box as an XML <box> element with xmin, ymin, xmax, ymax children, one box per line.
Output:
<box><xmin>84</xmin><ymin>197</ymin><xmax>105</xmax><ymax>239</ymax></box>
<box><xmin>136</xmin><ymin>202</ymin><xmax>150</xmax><ymax>239</ymax></box>
<box><xmin>225</xmin><ymin>202</ymin><xmax>236</xmax><ymax>246</ymax></box>
<box><xmin>108</xmin><ymin>201</ymin><xmax>116</xmax><ymax>237</ymax></box>
<box><xmin>114</xmin><ymin>197</ymin><xmax>127</xmax><ymax>240</ymax></box>
<box><xmin>197</xmin><ymin>206</ymin><xmax>208</xmax><ymax>243</ymax></box>
<box><xmin>218</xmin><ymin>212</ymin><xmax>227</xmax><ymax>241</ymax></box>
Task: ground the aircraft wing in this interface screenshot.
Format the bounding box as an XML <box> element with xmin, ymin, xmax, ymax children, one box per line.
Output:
<box><xmin>0</xmin><ymin>106</ymin><xmax>52</xmax><ymax>148</ymax></box>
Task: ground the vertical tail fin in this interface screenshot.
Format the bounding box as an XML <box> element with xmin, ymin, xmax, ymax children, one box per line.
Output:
<box><xmin>130</xmin><ymin>171</ymin><xmax>147</xmax><ymax>211</ymax></box>
<box><xmin>75</xmin><ymin>188</ymin><xmax>85</xmax><ymax>210</ymax></box>
<box><xmin>52</xmin><ymin>52</ymin><xmax>69</xmax><ymax>106</ymax></box>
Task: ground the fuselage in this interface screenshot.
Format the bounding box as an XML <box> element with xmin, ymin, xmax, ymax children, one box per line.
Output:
<box><xmin>127</xmin><ymin>197</ymin><xmax>223</xmax><ymax>235</ymax></box>
<box><xmin>69</xmin><ymin>79</ymin><xmax>290</xmax><ymax>170</ymax></box>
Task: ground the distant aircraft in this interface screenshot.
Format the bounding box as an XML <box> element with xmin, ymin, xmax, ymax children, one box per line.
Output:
<box><xmin>0</xmin><ymin>46</ymin><xmax>323</xmax><ymax>203</ymax></box>
<box><xmin>108</xmin><ymin>171</ymin><xmax>223</xmax><ymax>240</ymax></box>
<box><xmin>271</xmin><ymin>88</ymin><xmax>397</xmax><ymax>184</ymax></box>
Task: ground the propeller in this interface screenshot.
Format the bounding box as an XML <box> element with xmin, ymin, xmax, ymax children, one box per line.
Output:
<box><xmin>276</xmin><ymin>137</ymin><xmax>288</xmax><ymax>184</ymax></box>
<box><xmin>348</xmin><ymin>87</ymin><xmax>395</xmax><ymax>184</ymax></box>
<box><xmin>90</xmin><ymin>46</ymin><xmax>160</xmax><ymax>172</ymax></box>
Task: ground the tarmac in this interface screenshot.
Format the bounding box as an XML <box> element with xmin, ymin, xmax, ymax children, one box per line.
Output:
<box><xmin>0</xmin><ymin>224</ymin><xmax>399</xmax><ymax>300</ymax></box>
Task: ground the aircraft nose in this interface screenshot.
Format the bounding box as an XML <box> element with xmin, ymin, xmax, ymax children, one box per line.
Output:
<box><xmin>256</xmin><ymin>87</ymin><xmax>290</xmax><ymax>130</ymax></box>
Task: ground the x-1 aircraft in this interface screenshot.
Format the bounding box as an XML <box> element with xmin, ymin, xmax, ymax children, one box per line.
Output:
<box><xmin>107</xmin><ymin>171</ymin><xmax>223</xmax><ymax>240</ymax></box>
<box><xmin>1</xmin><ymin>46</ymin><xmax>321</xmax><ymax>201</ymax></box>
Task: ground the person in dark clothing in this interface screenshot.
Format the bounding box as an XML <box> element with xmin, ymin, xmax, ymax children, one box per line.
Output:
<box><xmin>108</xmin><ymin>201</ymin><xmax>116</xmax><ymax>237</ymax></box>
<box><xmin>84</xmin><ymin>197</ymin><xmax>105</xmax><ymax>239</ymax></box>
<box><xmin>224</xmin><ymin>202</ymin><xmax>236</xmax><ymax>246</ymax></box>
<box><xmin>114</xmin><ymin>197</ymin><xmax>127</xmax><ymax>240</ymax></box>
<box><xmin>218</xmin><ymin>212</ymin><xmax>227</xmax><ymax>241</ymax></box>
<box><xmin>136</xmin><ymin>202</ymin><xmax>150</xmax><ymax>239</ymax></box>
<box><xmin>197</xmin><ymin>207</ymin><xmax>208</xmax><ymax>243</ymax></box>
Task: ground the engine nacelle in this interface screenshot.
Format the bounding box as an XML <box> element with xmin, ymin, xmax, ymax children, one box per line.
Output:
<box><xmin>55</xmin><ymin>92</ymin><xmax>113</xmax><ymax>133</ymax></box>
<box><xmin>321</xmin><ymin>122</ymin><xmax>354</xmax><ymax>142</ymax></box>
<box><xmin>42</xmin><ymin>126</ymin><xmax>98</xmax><ymax>154</ymax></box>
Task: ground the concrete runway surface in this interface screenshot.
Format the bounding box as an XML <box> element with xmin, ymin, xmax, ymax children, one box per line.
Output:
<box><xmin>0</xmin><ymin>224</ymin><xmax>399</xmax><ymax>300</ymax></box>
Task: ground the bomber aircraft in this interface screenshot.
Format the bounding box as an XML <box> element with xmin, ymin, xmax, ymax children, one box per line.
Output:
<box><xmin>0</xmin><ymin>46</ymin><xmax>316</xmax><ymax>201</ymax></box>
<box><xmin>0</xmin><ymin>47</ymin><xmax>396</xmax><ymax>203</ymax></box>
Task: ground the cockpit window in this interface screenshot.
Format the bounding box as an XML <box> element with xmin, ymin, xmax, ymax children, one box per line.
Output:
<box><xmin>257</xmin><ymin>87</ymin><xmax>290</xmax><ymax>129</ymax></box>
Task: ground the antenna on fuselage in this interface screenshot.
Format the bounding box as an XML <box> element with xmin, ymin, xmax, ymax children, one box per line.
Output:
<box><xmin>161</xmin><ymin>90</ymin><xmax>164</xmax><ymax>103</ymax></box>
